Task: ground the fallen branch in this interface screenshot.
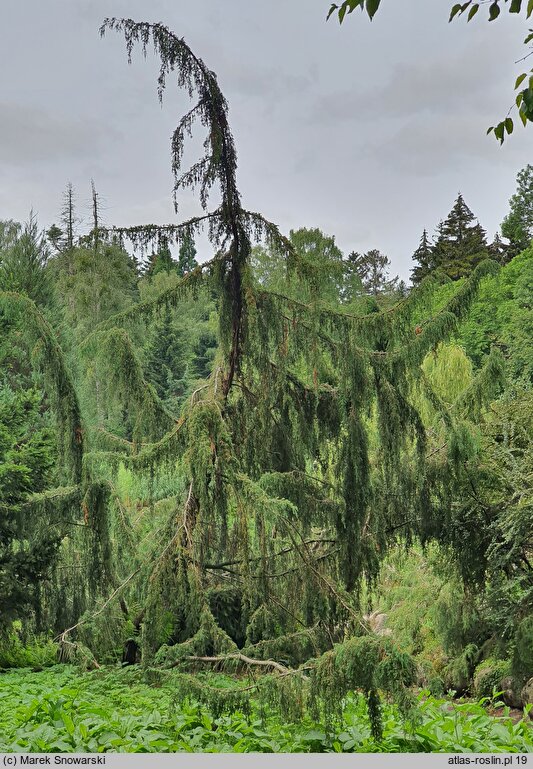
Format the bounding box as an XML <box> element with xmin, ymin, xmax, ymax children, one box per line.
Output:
<box><xmin>178</xmin><ymin>652</ymin><xmax>305</xmax><ymax>679</ymax></box>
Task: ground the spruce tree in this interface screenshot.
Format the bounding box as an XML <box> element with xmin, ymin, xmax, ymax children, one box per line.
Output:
<box><xmin>0</xmin><ymin>311</ymin><xmax>71</xmax><ymax>631</ymax></box>
<box><xmin>432</xmin><ymin>193</ymin><xmax>488</xmax><ymax>280</ymax></box>
<box><xmin>410</xmin><ymin>229</ymin><xmax>434</xmax><ymax>285</ymax></box>
<box><xmin>146</xmin><ymin>236</ymin><xmax>176</xmax><ymax>276</ymax></box>
<box><xmin>144</xmin><ymin>305</ymin><xmax>190</xmax><ymax>408</ymax></box>
<box><xmin>177</xmin><ymin>232</ymin><xmax>198</xmax><ymax>276</ymax></box>
<box><xmin>0</xmin><ymin>385</ymin><xmax>58</xmax><ymax>630</ymax></box>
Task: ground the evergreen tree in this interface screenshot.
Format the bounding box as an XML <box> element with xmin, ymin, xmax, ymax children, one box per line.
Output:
<box><xmin>90</xmin><ymin>180</ymin><xmax>101</xmax><ymax>253</ymax></box>
<box><xmin>193</xmin><ymin>328</ymin><xmax>217</xmax><ymax>380</ymax></box>
<box><xmin>146</xmin><ymin>237</ymin><xmax>175</xmax><ymax>276</ymax></box>
<box><xmin>396</xmin><ymin>279</ymin><xmax>408</xmax><ymax>298</ymax></box>
<box><xmin>53</xmin><ymin>242</ymin><xmax>138</xmax><ymax>337</ymax></box>
<box><xmin>144</xmin><ymin>306</ymin><xmax>190</xmax><ymax>408</ymax></box>
<box><xmin>0</xmin><ymin>19</ymin><xmax>507</xmax><ymax>733</ymax></box>
<box><xmin>177</xmin><ymin>232</ymin><xmax>198</xmax><ymax>276</ymax></box>
<box><xmin>348</xmin><ymin>248</ymin><xmax>398</xmax><ymax>295</ymax></box>
<box><xmin>89</xmin><ymin>18</ymin><xmax>497</xmax><ymax>672</ymax></box>
<box><xmin>46</xmin><ymin>224</ymin><xmax>65</xmax><ymax>253</ymax></box>
<box><xmin>432</xmin><ymin>193</ymin><xmax>488</xmax><ymax>280</ymax></box>
<box><xmin>501</xmin><ymin>164</ymin><xmax>533</xmax><ymax>258</ymax></box>
<box><xmin>0</xmin><ymin>212</ymin><xmax>52</xmax><ymax>306</ymax></box>
<box><xmin>0</xmin><ymin>316</ymin><xmax>59</xmax><ymax>631</ymax></box>
<box><xmin>410</xmin><ymin>229</ymin><xmax>434</xmax><ymax>285</ymax></box>
<box><xmin>487</xmin><ymin>232</ymin><xmax>509</xmax><ymax>264</ymax></box>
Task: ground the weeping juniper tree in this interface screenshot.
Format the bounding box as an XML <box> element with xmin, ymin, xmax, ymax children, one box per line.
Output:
<box><xmin>0</xmin><ymin>19</ymin><xmax>504</xmax><ymax>739</ymax></box>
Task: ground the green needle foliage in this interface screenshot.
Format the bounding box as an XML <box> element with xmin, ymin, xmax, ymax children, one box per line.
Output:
<box><xmin>0</xmin><ymin>17</ymin><xmax>523</xmax><ymax>742</ymax></box>
<box><xmin>60</xmin><ymin>18</ymin><xmax>505</xmax><ymax>734</ymax></box>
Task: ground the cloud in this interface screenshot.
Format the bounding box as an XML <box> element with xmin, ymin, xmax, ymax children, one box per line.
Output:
<box><xmin>309</xmin><ymin>38</ymin><xmax>507</xmax><ymax>126</ymax></box>
<box><xmin>0</xmin><ymin>102</ymin><xmax>122</xmax><ymax>166</ymax></box>
<box><xmin>367</xmin><ymin>112</ymin><xmax>526</xmax><ymax>178</ymax></box>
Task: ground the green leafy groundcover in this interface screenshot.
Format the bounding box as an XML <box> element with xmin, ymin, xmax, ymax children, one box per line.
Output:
<box><xmin>0</xmin><ymin>666</ymin><xmax>530</xmax><ymax>753</ymax></box>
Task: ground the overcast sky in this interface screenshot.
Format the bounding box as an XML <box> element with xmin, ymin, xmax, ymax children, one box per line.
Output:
<box><xmin>1</xmin><ymin>0</ymin><xmax>532</xmax><ymax>279</ymax></box>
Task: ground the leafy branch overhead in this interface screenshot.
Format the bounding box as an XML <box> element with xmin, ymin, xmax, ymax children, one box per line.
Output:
<box><xmin>327</xmin><ymin>0</ymin><xmax>533</xmax><ymax>142</ymax></box>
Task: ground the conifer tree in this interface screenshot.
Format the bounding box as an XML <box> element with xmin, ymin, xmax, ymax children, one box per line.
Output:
<box><xmin>89</xmin><ymin>14</ymin><xmax>498</xmax><ymax>666</ymax></box>
<box><xmin>432</xmin><ymin>193</ymin><xmax>488</xmax><ymax>280</ymax></box>
<box><xmin>192</xmin><ymin>328</ymin><xmax>217</xmax><ymax>380</ymax></box>
<box><xmin>410</xmin><ymin>229</ymin><xmax>434</xmax><ymax>285</ymax></box>
<box><xmin>0</xmin><ymin>381</ymin><xmax>58</xmax><ymax>630</ymax></box>
<box><xmin>144</xmin><ymin>305</ymin><xmax>190</xmax><ymax>408</ymax></box>
<box><xmin>53</xmin><ymin>242</ymin><xmax>138</xmax><ymax>338</ymax></box>
<box><xmin>177</xmin><ymin>232</ymin><xmax>198</xmax><ymax>276</ymax></box>
<box><xmin>90</xmin><ymin>180</ymin><xmax>101</xmax><ymax>253</ymax></box>
<box><xmin>348</xmin><ymin>248</ymin><xmax>397</xmax><ymax>295</ymax></box>
<box><xmin>46</xmin><ymin>224</ymin><xmax>64</xmax><ymax>253</ymax></box>
<box><xmin>0</xmin><ymin>18</ymin><xmax>504</xmax><ymax>735</ymax></box>
<box><xmin>0</xmin><ymin>212</ymin><xmax>52</xmax><ymax>307</ymax></box>
<box><xmin>0</xmin><ymin>307</ymin><xmax>77</xmax><ymax>632</ymax></box>
<box><xmin>488</xmin><ymin>232</ymin><xmax>509</xmax><ymax>264</ymax></box>
<box><xmin>82</xmin><ymin>22</ymin><xmax>499</xmax><ymax>724</ymax></box>
<box><xmin>146</xmin><ymin>236</ymin><xmax>176</xmax><ymax>276</ymax></box>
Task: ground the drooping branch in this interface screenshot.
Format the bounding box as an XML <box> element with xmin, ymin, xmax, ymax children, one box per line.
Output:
<box><xmin>0</xmin><ymin>291</ymin><xmax>83</xmax><ymax>483</ymax></box>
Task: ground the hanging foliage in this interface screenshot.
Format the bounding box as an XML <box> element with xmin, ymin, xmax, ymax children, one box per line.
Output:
<box><xmin>1</xmin><ymin>17</ymin><xmax>513</xmax><ymax>739</ymax></box>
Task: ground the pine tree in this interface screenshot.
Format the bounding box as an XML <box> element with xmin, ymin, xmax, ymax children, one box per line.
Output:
<box><xmin>410</xmin><ymin>229</ymin><xmax>434</xmax><ymax>285</ymax></box>
<box><xmin>432</xmin><ymin>193</ymin><xmax>488</xmax><ymax>280</ymax></box>
<box><xmin>177</xmin><ymin>232</ymin><xmax>198</xmax><ymax>276</ymax></box>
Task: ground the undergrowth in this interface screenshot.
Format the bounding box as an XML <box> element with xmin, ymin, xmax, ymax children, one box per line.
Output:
<box><xmin>0</xmin><ymin>666</ymin><xmax>530</xmax><ymax>753</ymax></box>
<box><xmin>0</xmin><ymin>624</ymin><xmax>57</xmax><ymax>670</ymax></box>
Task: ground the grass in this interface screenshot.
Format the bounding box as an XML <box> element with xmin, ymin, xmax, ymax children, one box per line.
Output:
<box><xmin>0</xmin><ymin>666</ymin><xmax>530</xmax><ymax>753</ymax></box>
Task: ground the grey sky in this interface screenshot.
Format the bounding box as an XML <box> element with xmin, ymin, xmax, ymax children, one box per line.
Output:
<box><xmin>1</xmin><ymin>0</ymin><xmax>532</xmax><ymax>279</ymax></box>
